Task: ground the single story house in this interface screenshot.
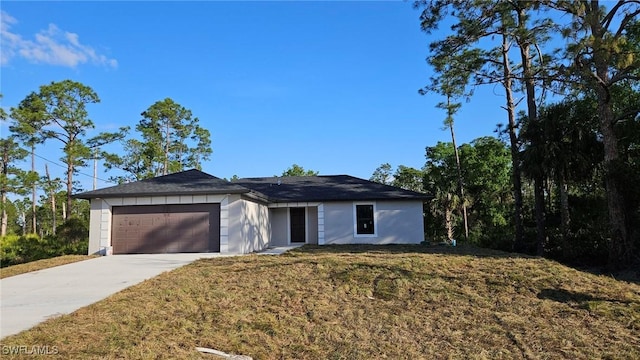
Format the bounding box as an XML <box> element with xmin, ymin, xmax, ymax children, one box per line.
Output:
<box><xmin>74</xmin><ymin>169</ymin><xmax>430</xmax><ymax>255</ymax></box>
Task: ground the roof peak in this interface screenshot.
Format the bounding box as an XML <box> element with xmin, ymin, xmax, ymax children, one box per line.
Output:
<box><xmin>239</xmin><ymin>174</ymin><xmax>353</xmax><ymax>180</ymax></box>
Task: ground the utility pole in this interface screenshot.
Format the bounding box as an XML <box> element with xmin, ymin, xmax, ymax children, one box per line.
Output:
<box><xmin>93</xmin><ymin>156</ymin><xmax>98</xmax><ymax>190</ymax></box>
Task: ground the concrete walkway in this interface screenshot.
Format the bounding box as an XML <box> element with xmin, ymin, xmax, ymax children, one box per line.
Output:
<box><xmin>1</xmin><ymin>246</ymin><xmax>299</xmax><ymax>339</ymax></box>
<box><xmin>257</xmin><ymin>244</ymin><xmax>304</xmax><ymax>255</ymax></box>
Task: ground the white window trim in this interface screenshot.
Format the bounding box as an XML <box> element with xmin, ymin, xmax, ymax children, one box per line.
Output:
<box><xmin>353</xmin><ymin>202</ymin><xmax>377</xmax><ymax>238</ymax></box>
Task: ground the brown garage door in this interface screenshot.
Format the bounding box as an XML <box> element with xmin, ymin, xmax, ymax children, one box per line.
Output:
<box><xmin>111</xmin><ymin>204</ymin><xmax>220</xmax><ymax>254</ymax></box>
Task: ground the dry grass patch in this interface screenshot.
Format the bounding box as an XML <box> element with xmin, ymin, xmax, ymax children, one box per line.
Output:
<box><xmin>1</xmin><ymin>245</ymin><xmax>639</xmax><ymax>359</ymax></box>
<box><xmin>0</xmin><ymin>255</ymin><xmax>97</xmax><ymax>279</ymax></box>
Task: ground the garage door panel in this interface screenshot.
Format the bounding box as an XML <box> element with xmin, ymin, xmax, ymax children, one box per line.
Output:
<box><xmin>111</xmin><ymin>204</ymin><xmax>220</xmax><ymax>254</ymax></box>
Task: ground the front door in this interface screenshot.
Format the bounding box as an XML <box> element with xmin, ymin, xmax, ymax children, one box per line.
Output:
<box><xmin>290</xmin><ymin>207</ymin><xmax>306</xmax><ymax>243</ymax></box>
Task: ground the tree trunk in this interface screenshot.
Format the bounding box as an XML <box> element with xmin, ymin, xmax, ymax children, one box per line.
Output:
<box><xmin>62</xmin><ymin>201</ymin><xmax>67</xmax><ymax>221</ymax></box>
<box><xmin>445</xmin><ymin>194</ymin><xmax>454</xmax><ymax>242</ymax></box>
<box><xmin>448</xmin><ymin>116</ymin><xmax>469</xmax><ymax>240</ymax></box>
<box><xmin>584</xmin><ymin>0</ymin><xmax>632</xmax><ymax>269</ymax></box>
<box><xmin>20</xmin><ymin>210</ymin><xmax>26</xmax><ymax>236</ymax></box>
<box><xmin>45</xmin><ymin>164</ymin><xmax>56</xmax><ymax>235</ymax></box>
<box><xmin>52</xmin><ymin>190</ymin><xmax>57</xmax><ymax>235</ymax></box>
<box><xmin>517</xmin><ymin>8</ymin><xmax>545</xmax><ymax>256</ymax></box>
<box><xmin>66</xmin><ymin>158</ymin><xmax>73</xmax><ymax>220</ymax></box>
<box><xmin>546</xmin><ymin>177</ymin><xmax>553</xmax><ymax>211</ymax></box>
<box><xmin>1</xmin><ymin>144</ymin><xmax>8</xmax><ymax>237</ymax></box>
<box><xmin>31</xmin><ymin>144</ymin><xmax>37</xmax><ymax>234</ymax></box>
<box><xmin>597</xmin><ymin>86</ymin><xmax>630</xmax><ymax>268</ymax></box>
<box><xmin>558</xmin><ymin>170</ymin><xmax>570</xmax><ymax>259</ymax></box>
<box><xmin>1</xmin><ymin>191</ymin><xmax>6</xmax><ymax>237</ymax></box>
<box><xmin>164</xmin><ymin>121</ymin><xmax>170</xmax><ymax>175</ymax></box>
<box><xmin>533</xmin><ymin>177</ymin><xmax>546</xmax><ymax>256</ymax></box>
<box><xmin>501</xmin><ymin>31</ymin><xmax>525</xmax><ymax>252</ymax></box>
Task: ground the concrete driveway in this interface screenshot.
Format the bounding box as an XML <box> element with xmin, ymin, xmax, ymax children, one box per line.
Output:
<box><xmin>0</xmin><ymin>253</ymin><xmax>229</xmax><ymax>339</ymax></box>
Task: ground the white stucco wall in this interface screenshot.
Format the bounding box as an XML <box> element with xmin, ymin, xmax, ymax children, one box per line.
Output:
<box><xmin>87</xmin><ymin>199</ymin><xmax>109</xmax><ymax>255</ymax></box>
<box><xmin>307</xmin><ymin>206</ymin><xmax>319</xmax><ymax>245</ymax></box>
<box><xmin>323</xmin><ymin>200</ymin><xmax>424</xmax><ymax>245</ymax></box>
<box><xmin>227</xmin><ymin>197</ymin><xmax>270</xmax><ymax>253</ymax></box>
<box><xmin>270</xmin><ymin>208</ymin><xmax>288</xmax><ymax>246</ymax></box>
<box><xmin>376</xmin><ymin>201</ymin><xmax>425</xmax><ymax>243</ymax></box>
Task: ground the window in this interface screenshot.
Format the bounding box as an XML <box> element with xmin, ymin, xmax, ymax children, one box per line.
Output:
<box><xmin>355</xmin><ymin>203</ymin><xmax>376</xmax><ymax>236</ymax></box>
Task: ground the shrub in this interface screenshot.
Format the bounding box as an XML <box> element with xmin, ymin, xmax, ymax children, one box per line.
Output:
<box><xmin>0</xmin><ymin>219</ymin><xmax>89</xmax><ymax>267</ymax></box>
<box><xmin>55</xmin><ymin>217</ymin><xmax>89</xmax><ymax>245</ymax></box>
<box><xmin>1</xmin><ymin>234</ymin><xmax>46</xmax><ymax>267</ymax></box>
<box><xmin>1</xmin><ymin>235</ymin><xmax>25</xmax><ymax>266</ymax></box>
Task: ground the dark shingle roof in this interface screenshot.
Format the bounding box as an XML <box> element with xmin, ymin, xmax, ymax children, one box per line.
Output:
<box><xmin>74</xmin><ymin>170</ymin><xmax>430</xmax><ymax>202</ymax></box>
<box><xmin>235</xmin><ymin>175</ymin><xmax>430</xmax><ymax>202</ymax></box>
<box><xmin>74</xmin><ymin>169</ymin><xmax>250</xmax><ymax>199</ymax></box>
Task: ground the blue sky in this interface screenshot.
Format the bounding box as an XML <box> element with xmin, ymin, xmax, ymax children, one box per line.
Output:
<box><xmin>1</xmin><ymin>1</ymin><xmax>510</xmax><ymax>191</ymax></box>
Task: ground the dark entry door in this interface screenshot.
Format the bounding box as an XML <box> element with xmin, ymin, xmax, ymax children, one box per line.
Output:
<box><xmin>290</xmin><ymin>207</ymin><xmax>306</xmax><ymax>243</ymax></box>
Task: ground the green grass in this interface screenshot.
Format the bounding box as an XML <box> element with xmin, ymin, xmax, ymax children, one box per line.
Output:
<box><xmin>0</xmin><ymin>255</ymin><xmax>97</xmax><ymax>279</ymax></box>
<box><xmin>1</xmin><ymin>245</ymin><xmax>639</xmax><ymax>359</ymax></box>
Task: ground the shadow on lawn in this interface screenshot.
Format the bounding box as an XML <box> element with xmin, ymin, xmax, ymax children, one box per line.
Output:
<box><xmin>537</xmin><ymin>288</ymin><xmax>637</xmax><ymax>306</ymax></box>
<box><xmin>575</xmin><ymin>264</ymin><xmax>640</xmax><ymax>285</ymax></box>
<box><xmin>289</xmin><ymin>245</ymin><xmax>640</xmax><ymax>284</ymax></box>
<box><xmin>289</xmin><ymin>243</ymin><xmax>535</xmax><ymax>259</ymax></box>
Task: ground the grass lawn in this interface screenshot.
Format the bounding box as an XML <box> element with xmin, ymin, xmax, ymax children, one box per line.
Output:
<box><xmin>0</xmin><ymin>255</ymin><xmax>98</xmax><ymax>279</ymax></box>
<box><xmin>1</xmin><ymin>245</ymin><xmax>639</xmax><ymax>359</ymax></box>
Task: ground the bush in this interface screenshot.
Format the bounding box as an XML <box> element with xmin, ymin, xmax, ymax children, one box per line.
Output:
<box><xmin>0</xmin><ymin>219</ymin><xmax>89</xmax><ymax>267</ymax></box>
<box><xmin>44</xmin><ymin>233</ymin><xmax>89</xmax><ymax>257</ymax></box>
<box><xmin>0</xmin><ymin>235</ymin><xmax>27</xmax><ymax>266</ymax></box>
<box><xmin>54</xmin><ymin>217</ymin><xmax>89</xmax><ymax>245</ymax></box>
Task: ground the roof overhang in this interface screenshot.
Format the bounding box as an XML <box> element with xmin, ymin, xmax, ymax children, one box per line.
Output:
<box><xmin>73</xmin><ymin>189</ymin><xmax>251</xmax><ymax>200</ymax></box>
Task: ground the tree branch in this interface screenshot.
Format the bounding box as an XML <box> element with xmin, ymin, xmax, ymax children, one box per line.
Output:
<box><xmin>614</xmin><ymin>8</ymin><xmax>640</xmax><ymax>38</ymax></box>
<box><xmin>602</xmin><ymin>1</ymin><xmax>626</xmax><ymax>30</ymax></box>
<box><xmin>614</xmin><ymin>108</ymin><xmax>640</xmax><ymax>123</ymax></box>
<box><xmin>609</xmin><ymin>67</ymin><xmax>636</xmax><ymax>84</ymax></box>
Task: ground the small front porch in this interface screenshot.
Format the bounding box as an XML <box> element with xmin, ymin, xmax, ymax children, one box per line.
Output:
<box><xmin>268</xmin><ymin>203</ymin><xmax>324</xmax><ymax>246</ymax></box>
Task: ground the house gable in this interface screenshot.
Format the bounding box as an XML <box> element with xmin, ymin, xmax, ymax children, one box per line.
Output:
<box><xmin>74</xmin><ymin>169</ymin><xmax>251</xmax><ymax>199</ymax></box>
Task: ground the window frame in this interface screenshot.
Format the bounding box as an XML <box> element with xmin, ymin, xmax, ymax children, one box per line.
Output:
<box><xmin>353</xmin><ymin>202</ymin><xmax>377</xmax><ymax>238</ymax></box>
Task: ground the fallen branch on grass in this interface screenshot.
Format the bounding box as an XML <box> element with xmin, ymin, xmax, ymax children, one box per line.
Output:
<box><xmin>195</xmin><ymin>347</ymin><xmax>253</xmax><ymax>359</ymax></box>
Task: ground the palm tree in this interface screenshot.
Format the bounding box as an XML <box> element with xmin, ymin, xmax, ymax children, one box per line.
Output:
<box><xmin>424</xmin><ymin>142</ymin><xmax>466</xmax><ymax>244</ymax></box>
<box><xmin>521</xmin><ymin>97</ymin><xmax>602</xmax><ymax>257</ymax></box>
